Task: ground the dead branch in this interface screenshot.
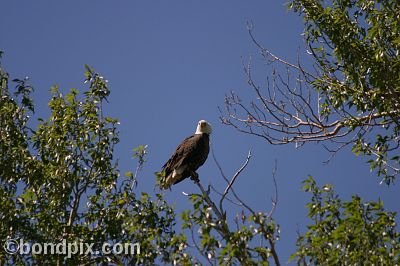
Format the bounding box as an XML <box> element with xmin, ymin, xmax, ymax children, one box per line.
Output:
<box><xmin>219</xmin><ymin>26</ymin><xmax>400</xmax><ymax>181</ymax></box>
<box><xmin>220</xmin><ymin>150</ymin><xmax>252</xmax><ymax>209</ymax></box>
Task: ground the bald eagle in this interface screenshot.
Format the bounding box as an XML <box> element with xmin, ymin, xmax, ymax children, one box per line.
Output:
<box><xmin>160</xmin><ymin>120</ymin><xmax>212</xmax><ymax>189</ymax></box>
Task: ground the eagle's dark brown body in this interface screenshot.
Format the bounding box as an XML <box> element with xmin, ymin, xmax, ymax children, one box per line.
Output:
<box><xmin>161</xmin><ymin>133</ymin><xmax>210</xmax><ymax>189</ymax></box>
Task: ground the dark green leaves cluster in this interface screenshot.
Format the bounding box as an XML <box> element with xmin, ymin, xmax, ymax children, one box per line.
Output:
<box><xmin>290</xmin><ymin>0</ymin><xmax>400</xmax><ymax>112</ymax></box>
<box><xmin>0</xmin><ymin>62</ymin><xmax>188</xmax><ymax>265</ymax></box>
<box><xmin>291</xmin><ymin>176</ymin><xmax>400</xmax><ymax>264</ymax></box>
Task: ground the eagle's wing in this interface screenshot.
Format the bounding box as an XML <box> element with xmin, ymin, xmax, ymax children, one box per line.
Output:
<box><xmin>162</xmin><ymin>135</ymin><xmax>198</xmax><ymax>177</ymax></box>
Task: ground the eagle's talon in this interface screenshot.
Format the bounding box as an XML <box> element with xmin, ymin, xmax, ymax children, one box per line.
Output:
<box><xmin>190</xmin><ymin>171</ymin><xmax>199</xmax><ymax>182</ymax></box>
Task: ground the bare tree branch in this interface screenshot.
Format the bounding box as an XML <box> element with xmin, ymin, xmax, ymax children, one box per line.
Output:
<box><xmin>220</xmin><ymin>150</ymin><xmax>252</xmax><ymax>210</ymax></box>
<box><xmin>219</xmin><ymin>26</ymin><xmax>400</xmax><ymax>182</ymax></box>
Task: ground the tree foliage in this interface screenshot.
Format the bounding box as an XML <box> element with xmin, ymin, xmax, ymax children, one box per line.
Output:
<box><xmin>0</xmin><ymin>62</ymin><xmax>190</xmax><ymax>265</ymax></box>
<box><xmin>292</xmin><ymin>176</ymin><xmax>400</xmax><ymax>264</ymax></box>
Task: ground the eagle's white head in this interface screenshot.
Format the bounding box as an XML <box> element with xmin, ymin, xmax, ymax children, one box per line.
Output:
<box><xmin>195</xmin><ymin>120</ymin><xmax>212</xmax><ymax>135</ymax></box>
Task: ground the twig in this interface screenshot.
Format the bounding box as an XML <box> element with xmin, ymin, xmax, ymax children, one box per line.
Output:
<box><xmin>268</xmin><ymin>237</ymin><xmax>280</xmax><ymax>266</ymax></box>
<box><xmin>219</xmin><ymin>151</ymin><xmax>252</xmax><ymax>211</ymax></box>
<box><xmin>211</xmin><ymin>146</ymin><xmax>229</xmax><ymax>183</ymax></box>
<box><xmin>266</xmin><ymin>160</ymin><xmax>279</xmax><ymax>219</ymax></box>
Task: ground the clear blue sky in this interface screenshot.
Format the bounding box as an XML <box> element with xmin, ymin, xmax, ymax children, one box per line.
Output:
<box><xmin>1</xmin><ymin>1</ymin><xmax>398</xmax><ymax>264</ymax></box>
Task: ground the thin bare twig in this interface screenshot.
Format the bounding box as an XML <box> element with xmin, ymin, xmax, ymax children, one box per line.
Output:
<box><xmin>267</xmin><ymin>160</ymin><xmax>279</xmax><ymax>219</ymax></box>
<box><xmin>219</xmin><ymin>150</ymin><xmax>252</xmax><ymax>211</ymax></box>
